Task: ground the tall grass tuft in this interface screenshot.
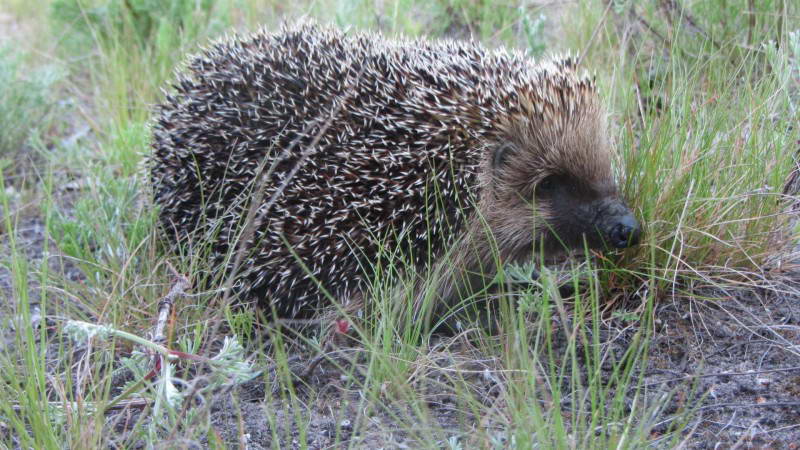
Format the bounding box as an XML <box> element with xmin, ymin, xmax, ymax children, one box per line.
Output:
<box><xmin>564</xmin><ymin>0</ymin><xmax>798</xmax><ymax>294</ymax></box>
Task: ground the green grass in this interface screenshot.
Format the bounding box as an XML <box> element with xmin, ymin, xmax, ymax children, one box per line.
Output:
<box><xmin>0</xmin><ymin>0</ymin><xmax>797</xmax><ymax>447</ymax></box>
<box><xmin>0</xmin><ymin>47</ymin><xmax>62</xmax><ymax>172</ymax></box>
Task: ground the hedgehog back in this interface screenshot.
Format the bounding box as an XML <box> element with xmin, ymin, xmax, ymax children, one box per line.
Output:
<box><xmin>150</xmin><ymin>23</ymin><xmax>542</xmax><ymax>316</ymax></box>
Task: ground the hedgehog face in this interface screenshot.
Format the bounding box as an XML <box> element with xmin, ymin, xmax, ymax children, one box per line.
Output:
<box><xmin>527</xmin><ymin>171</ymin><xmax>640</xmax><ymax>253</ymax></box>
<box><xmin>484</xmin><ymin>107</ymin><xmax>640</xmax><ymax>263</ymax></box>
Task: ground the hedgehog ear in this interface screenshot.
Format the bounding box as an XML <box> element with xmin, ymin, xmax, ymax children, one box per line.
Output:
<box><xmin>492</xmin><ymin>142</ymin><xmax>516</xmax><ymax>171</ymax></box>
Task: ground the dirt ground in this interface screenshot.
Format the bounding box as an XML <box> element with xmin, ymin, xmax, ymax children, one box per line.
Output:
<box><xmin>205</xmin><ymin>285</ymin><xmax>800</xmax><ymax>449</ymax></box>
<box><xmin>2</xmin><ymin>209</ymin><xmax>799</xmax><ymax>448</ymax></box>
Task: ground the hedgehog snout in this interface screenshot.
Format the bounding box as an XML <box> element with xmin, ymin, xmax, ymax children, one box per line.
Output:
<box><xmin>593</xmin><ymin>199</ymin><xmax>641</xmax><ymax>249</ymax></box>
<box><xmin>608</xmin><ymin>213</ymin><xmax>641</xmax><ymax>248</ymax></box>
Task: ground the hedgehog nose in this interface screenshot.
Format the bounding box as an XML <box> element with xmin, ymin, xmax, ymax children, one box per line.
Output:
<box><xmin>609</xmin><ymin>214</ymin><xmax>641</xmax><ymax>248</ymax></box>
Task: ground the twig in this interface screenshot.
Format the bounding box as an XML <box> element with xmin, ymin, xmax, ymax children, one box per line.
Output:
<box><xmin>658</xmin><ymin>0</ymin><xmax>719</xmax><ymax>50</ymax></box>
<box><xmin>654</xmin><ymin>402</ymin><xmax>800</xmax><ymax>430</ymax></box>
<box><xmin>106</xmin><ymin>397</ymin><xmax>151</xmax><ymax>410</ymax></box>
<box><xmin>578</xmin><ymin>0</ymin><xmax>613</xmax><ymax>66</ymax></box>
<box><xmin>221</xmin><ymin>69</ymin><xmax>366</xmax><ymax>304</ymax></box>
<box><xmin>153</xmin><ymin>271</ymin><xmax>189</xmax><ymax>345</ymax></box>
<box><xmin>8</xmin><ymin>398</ymin><xmax>151</xmax><ymax>413</ymax></box>
<box><xmin>206</xmin><ymin>64</ymin><xmax>368</xmax><ymax>349</ymax></box>
<box><xmin>144</xmin><ymin>272</ymin><xmax>191</xmax><ymax>382</ymax></box>
<box><xmin>643</xmin><ymin>365</ymin><xmax>800</xmax><ymax>388</ymax></box>
<box><xmin>747</xmin><ymin>0</ymin><xmax>755</xmax><ymax>47</ymax></box>
<box><xmin>631</xmin><ymin>8</ymin><xmax>670</xmax><ymax>49</ymax></box>
<box><xmin>695</xmin><ymin>401</ymin><xmax>800</xmax><ymax>412</ymax></box>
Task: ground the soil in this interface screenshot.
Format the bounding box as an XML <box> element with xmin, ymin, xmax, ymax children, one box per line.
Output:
<box><xmin>643</xmin><ymin>285</ymin><xmax>800</xmax><ymax>448</ymax></box>
<box><xmin>3</xmin><ymin>209</ymin><xmax>800</xmax><ymax>448</ymax></box>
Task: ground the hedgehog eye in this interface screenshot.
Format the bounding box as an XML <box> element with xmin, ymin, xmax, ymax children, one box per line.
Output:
<box><xmin>536</xmin><ymin>176</ymin><xmax>558</xmax><ymax>196</ymax></box>
<box><xmin>492</xmin><ymin>142</ymin><xmax>516</xmax><ymax>170</ymax></box>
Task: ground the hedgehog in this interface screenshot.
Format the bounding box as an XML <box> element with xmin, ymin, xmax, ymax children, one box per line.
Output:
<box><xmin>149</xmin><ymin>21</ymin><xmax>641</xmax><ymax>320</ymax></box>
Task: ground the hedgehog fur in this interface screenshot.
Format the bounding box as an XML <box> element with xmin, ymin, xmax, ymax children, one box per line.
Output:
<box><xmin>149</xmin><ymin>21</ymin><xmax>640</xmax><ymax>318</ymax></box>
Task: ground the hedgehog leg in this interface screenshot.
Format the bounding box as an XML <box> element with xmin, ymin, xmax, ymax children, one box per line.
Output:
<box><xmin>432</xmin><ymin>266</ymin><xmax>590</xmax><ymax>335</ymax></box>
<box><xmin>505</xmin><ymin>267</ymin><xmax>583</xmax><ymax>299</ymax></box>
<box><xmin>431</xmin><ymin>299</ymin><xmax>502</xmax><ymax>336</ymax></box>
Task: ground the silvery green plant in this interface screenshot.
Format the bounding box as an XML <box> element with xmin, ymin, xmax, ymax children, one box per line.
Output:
<box><xmin>64</xmin><ymin>320</ymin><xmax>259</xmax><ymax>433</ymax></box>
